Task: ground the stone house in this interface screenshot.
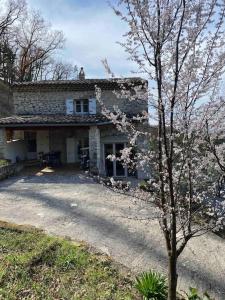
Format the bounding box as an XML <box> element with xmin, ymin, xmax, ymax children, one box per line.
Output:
<box><xmin>0</xmin><ymin>70</ymin><xmax>148</xmax><ymax>178</ymax></box>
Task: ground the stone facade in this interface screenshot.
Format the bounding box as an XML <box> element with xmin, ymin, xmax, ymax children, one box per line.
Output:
<box><xmin>0</xmin><ymin>128</ymin><xmax>6</xmax><ymax>158</ymax></box>
<box><xmin>0</xmin><ymin>80</ymin><xmax>13</xmax><ymax>116</ymax></box>
<box><xmin>0</xmin><ymin>78</ymin><xmax>148</xmax><ymax>179</ymax></box>
<box><xmin>0</xmin><ymin>162</ymin><xmax>23</xmax><ymax>181</ymax></box>
<box><xmin>89</xmin><ymin>126</ymin><xmax>101</xmax><ymax>173</ymax></box>
<box><xmin>13</xmin><ymin>89</ymin><xmax>147</xmax><ymax>115</ymax></box>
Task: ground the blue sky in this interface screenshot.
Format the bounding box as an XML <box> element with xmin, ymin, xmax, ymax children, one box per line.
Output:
<box><xmin>28</xmin><ymin>0</ymin><xmax>136</xmax><ymax>78</ymax></box>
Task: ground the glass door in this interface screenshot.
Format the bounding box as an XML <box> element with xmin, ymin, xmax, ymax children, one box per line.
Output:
<box><xmin>104</xmin><ymin>143</ymin><xmax>126</xmax><ymax>177</ymax></box>
<box><xmin>104</xmin><ymin>143</ymin><xmax>114</xmax><ymax>177</ymax></box>
<box><xmin>115</xmin><ymin>143</ymin><xmax>125</xmax><ymax>177</ymax></box>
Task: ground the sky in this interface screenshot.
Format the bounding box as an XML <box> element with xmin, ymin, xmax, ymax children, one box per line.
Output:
<box><xmin>28</xmin><ymin>0</ymin><xmax>137</xmax><ymax>79</ymax></box>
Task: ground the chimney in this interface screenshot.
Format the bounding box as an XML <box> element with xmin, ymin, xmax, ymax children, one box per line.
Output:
<box><xmin>78</xmin><ymin>67</ymin><xmax>85</xmax><ymax>80</ymax></box>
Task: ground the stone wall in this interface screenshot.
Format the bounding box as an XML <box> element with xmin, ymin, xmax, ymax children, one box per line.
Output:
<box><xmin>0</xmin><ymin>128</ymin><xmax>6</xmax><ymax>158</ymax></box>
<box><xmin>0</xmin><ymin>163</ymin><xmax>23</xmax><ymax>181</ymax></box>
<box><xmin>0</xmin><ymin>80</ymin><xmax>13</xmax><ymax>116</ymax></box>
<box><xmin>89</xmin><ymin>126</ymin><xmax>100</xmax><ymax>173</ymax></box>
<box><xmin>100</xmin><ymin>126</ymin><xmax>128</xmax><ymax>143</ymax></box>
<box><xmin>13</xmin><ymin>88</ymin><xmax>147</xmax><ymax>115</ymax></box>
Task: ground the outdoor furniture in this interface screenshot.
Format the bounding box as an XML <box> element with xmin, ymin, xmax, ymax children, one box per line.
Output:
<box><xmin>80</xmin><ymin>147</ymin><xmax>89</xmax><ymax>170</ymax></box>
<box><xmin>38</xmin><ymin>152</ymin><xmax>48</xmax><ymax>167</ymax></box>
<box><xmin>39</xmin><ymin>151</ymin><xmax>61</xmax><ymax>167</ymax></box>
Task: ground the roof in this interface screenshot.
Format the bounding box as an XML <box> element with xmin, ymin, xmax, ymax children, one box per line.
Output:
<box><xmin>0</xmin><ymin>114</ymin><xmax>111</xmax><ymax>127</ymax></box>
<box><xmin>12</xmin><ymin>77</ymin><xmax>147</xmax><ymax>92</ymax></box>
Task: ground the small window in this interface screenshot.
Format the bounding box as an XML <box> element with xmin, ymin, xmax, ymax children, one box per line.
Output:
<box><xmin>74</xmin><ymin>99</ymin><xmax>89</xmax><ymax>114</ymax></box>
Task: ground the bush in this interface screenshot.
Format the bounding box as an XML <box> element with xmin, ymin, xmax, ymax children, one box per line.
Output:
<box><xmin>0</xmin><ymin>159</ymin><xmax>9</xmax><ymax>167</ymax></box>
<box><xmin>135</xmin><ymin>271</ymin><xmax>167</xmax><ymax>300</ymax></box>
<box><xmin>139</xmin><ymin>180</ymin><xmax>153</xmax><ymax>192</ymax></box>
<box><xmin>186</xmin><ymin>287</ymin><xmax>214</xmax><ymax>300</ymax></box>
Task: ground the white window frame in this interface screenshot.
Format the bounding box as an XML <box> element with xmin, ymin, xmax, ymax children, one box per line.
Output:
<box><xmin>74</xmin><ymin>99</ymin><xmax>89</xmax><ymax>114</ymax></box>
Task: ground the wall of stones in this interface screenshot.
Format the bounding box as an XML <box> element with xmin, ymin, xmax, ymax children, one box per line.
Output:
<box><xmin>0</xmin><ymin>128</ymin><xmax>6</xmax><ymax>159</ymax></box>
<box><xmin>13</xmin><ymin>88</ymin><xmax>147</xmax><ymax>115</ymax></box>
<box><xmin>0</xmin><ymin>163</ymin><xmax>24</xmax><ymax>181</ymax></box>
<box><xmin>89</xmin><ymin>126</ymin><xmax>101</xmax><ymax>173</ymax></box>
<box><xmin>0</xmin><ymin>80</ymin><xmax>13</xmax><ymax>116</ymax></box>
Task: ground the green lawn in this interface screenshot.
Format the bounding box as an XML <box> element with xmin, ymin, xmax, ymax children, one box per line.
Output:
<box><xmin>0</xmin><ymin>221</ymin><xmax>140</xmax><ymax>300</ymax></box>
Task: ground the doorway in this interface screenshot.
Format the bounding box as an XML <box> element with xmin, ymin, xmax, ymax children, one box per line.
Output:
<box><xmin>25</xmin><ymin>131</ymin><xmax>37</xmax><ymax>160</ymax></box>
<box><xmin>104</xmin><ymin>143</ymin><xmax>127</xmax><ymax>177</ymax></box>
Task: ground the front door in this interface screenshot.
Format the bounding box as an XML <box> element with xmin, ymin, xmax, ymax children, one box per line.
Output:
<box><xmin>104</xmin><ymin>143</ymin><xmax>126</xmax><ymax>177</ymax></box>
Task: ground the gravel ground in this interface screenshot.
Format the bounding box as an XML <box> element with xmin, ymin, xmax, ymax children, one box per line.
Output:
<box><xmin>0</xmin><ymin>167</ymin><xmax>224</xmax><ymax>299</ymax></box>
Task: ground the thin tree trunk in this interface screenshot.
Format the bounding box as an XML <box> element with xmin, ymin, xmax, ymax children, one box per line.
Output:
<box><xmin>168</xmin><ymin>251</ymin><xmax>178</xmax><ymax>300</ymax></box>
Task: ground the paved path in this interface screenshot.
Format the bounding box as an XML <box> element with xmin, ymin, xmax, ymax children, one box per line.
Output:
<box><xmin>0</xmin><ymin>168</ymin><xmax>224</xmax><ymax>299</ymax></box>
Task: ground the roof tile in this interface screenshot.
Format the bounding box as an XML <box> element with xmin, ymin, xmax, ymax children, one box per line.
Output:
<box><xmin>0</xmin><ymin>114</ymin><xmax>110</xmax><ymax>127</ymax></box>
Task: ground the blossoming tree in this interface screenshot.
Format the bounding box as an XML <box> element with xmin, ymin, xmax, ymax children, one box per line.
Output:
<box><xmin>98</xmin><ymin>1</ymin><xmax>225</xmax><ymax>299</ymax></box>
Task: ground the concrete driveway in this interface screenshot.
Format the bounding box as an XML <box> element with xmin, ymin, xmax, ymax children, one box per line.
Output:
<box><xmin>0</xmin><ymin>167</ymin><xmax>224</xmax><ymax>299</ymax></box>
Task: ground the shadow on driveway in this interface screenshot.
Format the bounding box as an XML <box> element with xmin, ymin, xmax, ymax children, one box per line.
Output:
<box><xmin>0</xmin><ymin>170</ymin><xmax>224</xmax><ymax>299</ymax></box>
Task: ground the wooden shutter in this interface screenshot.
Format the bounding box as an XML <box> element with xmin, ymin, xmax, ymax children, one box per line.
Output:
<box><xmin>89</xmin><ymin>98</ymin><xmax>96</xmax><ymax>115</ymax></box>
<box><xmin>66</xmin><ymin>99</ymin><xmax>74</xmax><ymax>115</ymax></box>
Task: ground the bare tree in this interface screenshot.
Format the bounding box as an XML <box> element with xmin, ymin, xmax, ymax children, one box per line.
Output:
<box><xmin>14</xmin><ymin>10</ymin><xmax>65</xmax><ymax>81</ymax></box>
<box><xmin>26</xmin><ymin>57</ymin><xmax>77</xmax><ymax>81</ymax></box>
<box><xmin>0</xmin><ymin>1</ymin><xmax>75</xmax><ymax>83</ymax></box>
<box><xmin>98</xmin><ymin>1</ymin><xmax>225</xmax><ymax>299</ymax></box>
<box><xmin>50</xmin><ymin>60</ymin><xmax>77</xmax><ymax>80</ymax></box>
<box><xmin>0</xmin><ymin>0</ymin><xmax>25</xmax><ymax>37</ymax></box>
<box><xmin>0</xmin><ymin>0</ymin><xmax>26</xmax><ymax>83</ymax></box>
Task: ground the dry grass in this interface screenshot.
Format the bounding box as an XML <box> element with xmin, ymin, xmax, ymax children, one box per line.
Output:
<box><xmin>0</xmin><ymin>221</ymin><xmax>140</xmax><ymax>300</ymax></box>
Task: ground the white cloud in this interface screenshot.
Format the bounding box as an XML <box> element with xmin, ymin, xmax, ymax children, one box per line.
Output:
<box><xmin>28</xmin><ymin>0</ymin><xmax>137</xmax><ymax>78</ymax></box>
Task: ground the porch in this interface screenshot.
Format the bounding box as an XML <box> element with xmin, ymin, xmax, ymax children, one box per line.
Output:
<box><xmin>0</xmin><ymin>114</ymin><xmax>146</xmax><ymax>179</ymax></box>
<box><xmin>0</xmin><ymin>128</ymin><xmax>136</xmax><ymax>178</ymax></box>
<box><xmin>1</xmin><ymin>126</ymin><xmax>95</xmax><ymax>168</ymax></box>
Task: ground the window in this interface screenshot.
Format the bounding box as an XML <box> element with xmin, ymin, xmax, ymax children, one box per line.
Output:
<box><xmin>74</xmin><ymin>99</ymin><xmax>89</xmax><ymax>114</ymax></box>
<box><xmin>75</xmin><ymin>100</ymin><xmax>81</xmax><ymax>113</ymax></box>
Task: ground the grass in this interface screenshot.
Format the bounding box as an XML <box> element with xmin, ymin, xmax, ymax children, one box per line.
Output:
<box><xmin>0</xmin><ymin>221</ymin><xmax>140</xmax><ymax>300</ymax></box>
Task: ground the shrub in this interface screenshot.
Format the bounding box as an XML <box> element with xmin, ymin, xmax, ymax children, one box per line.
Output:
<box><xmin>135</xmin><ymin>270</ymin><xmax>167</xmax><ymax>300</ymax></box>
<box><xmin>0</xmin><ymin>159</ymin><xmax>9</xmax><ymax>167</ymax></box>
<box><xmin>139</xmin><ymin>180</ymin><xmax>153</xmax><ymax>192</ymax></box>
<box><xmin>186</xmin><ymin>287</ymin><xmax>214</xmax><ymax>300</ymax></box>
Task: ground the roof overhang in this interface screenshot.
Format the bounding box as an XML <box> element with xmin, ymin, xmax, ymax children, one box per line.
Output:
<box><xmin>0</xmin><ymin>114</ymin><xmax>112</xmax><ymax>128</ymax></box>
<box><xmin>12</xmin><ymin>77</ymin><xmax>148</xmax><ymax>92</ymax></box>
<box><xmin>1</xmin><ymin>122</ymin><xmax>112</xmax><ymax>128</ymax></box>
